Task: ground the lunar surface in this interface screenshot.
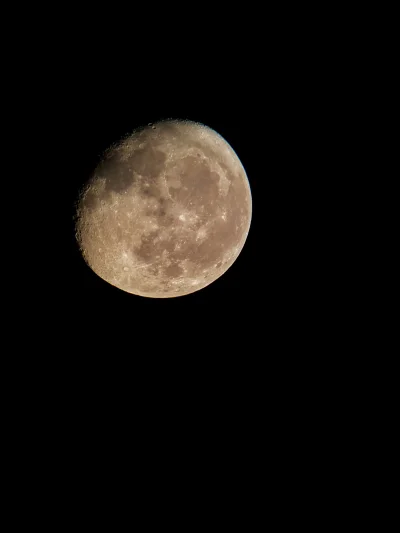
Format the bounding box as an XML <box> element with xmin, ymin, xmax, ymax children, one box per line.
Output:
<box><xmin>75</xmin><ymin>120</ymin><xmax>252</xmax><ymax>297</ymax></box>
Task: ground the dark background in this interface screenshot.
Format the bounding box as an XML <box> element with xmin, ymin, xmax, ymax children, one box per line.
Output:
<box><xmin>46</xmin><ymin>46</ymin><xmax>277</xmax><ymax>350</ymax></box>
<box><xmin>5</xmin><ymin>9</ymin><xmax>367</xmax><ymax>505</ymax></box>
<box><xmin>16</xmin><ymin>5</ymin><xmax>350</xmax><ymax>407</ymax></box>
<box><xmin>27</xmin><ymin>10</ymin><xmax>332</xmax><ymax>363</ymax></box>
<box><xmin>25</xmin><ymin>25</ymin><xmax>328</xmax><ymax>471</ymax></box>
<box><xmin>66</xmin><ymin>97</ymin><xmax>259</xmax><ymax>308</ymax></box>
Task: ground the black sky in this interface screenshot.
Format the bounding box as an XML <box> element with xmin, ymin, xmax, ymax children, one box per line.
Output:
<box><xmin>22</xmin><ymin>8</ymin><xmax>340</xmax><ymax>388</ymax></box>
<box><xmin>5</xmin><ymin>10</ymin><xmax>358</xmax><ymax>491</ymax></box>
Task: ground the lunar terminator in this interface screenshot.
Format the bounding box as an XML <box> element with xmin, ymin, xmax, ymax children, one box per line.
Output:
<box><xmin>75</xmin><ymin>119</ymin><xmax>252</xmax><ymax>297</ymax></box>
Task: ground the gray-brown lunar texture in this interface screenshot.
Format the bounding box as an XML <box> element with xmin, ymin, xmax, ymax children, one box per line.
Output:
<box><xmin>75</xmin><ymin>120</ymin><xmax>252</xmax><ymax>298</ymax></box>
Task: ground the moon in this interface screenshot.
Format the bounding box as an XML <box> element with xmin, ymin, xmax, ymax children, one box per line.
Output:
<box><xmin>75</xmin><ymin>119</ymin><xmax>252</xmax><ymax>298</ymax></box>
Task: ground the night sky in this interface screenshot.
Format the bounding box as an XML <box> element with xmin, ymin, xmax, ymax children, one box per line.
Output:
<box><xmin>9</xmin><ymin>10</ymin><xmax>352</xmax><ymax>499</ymax></box>
<box><xmin>38</xmin><ymin>32</ymin><xmax>315</xmax><ymax>361</ymax></box>
<box><xmin>21</xmin><ymin>4</ymin><xmax>341</xmax><ymax>393</ymax></box>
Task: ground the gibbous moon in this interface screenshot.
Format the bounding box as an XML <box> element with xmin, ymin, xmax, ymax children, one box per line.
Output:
<box><xmin>75</xmin><ymin>120</ymin><xmax>252</xmax><ymax>298</ymax></box>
